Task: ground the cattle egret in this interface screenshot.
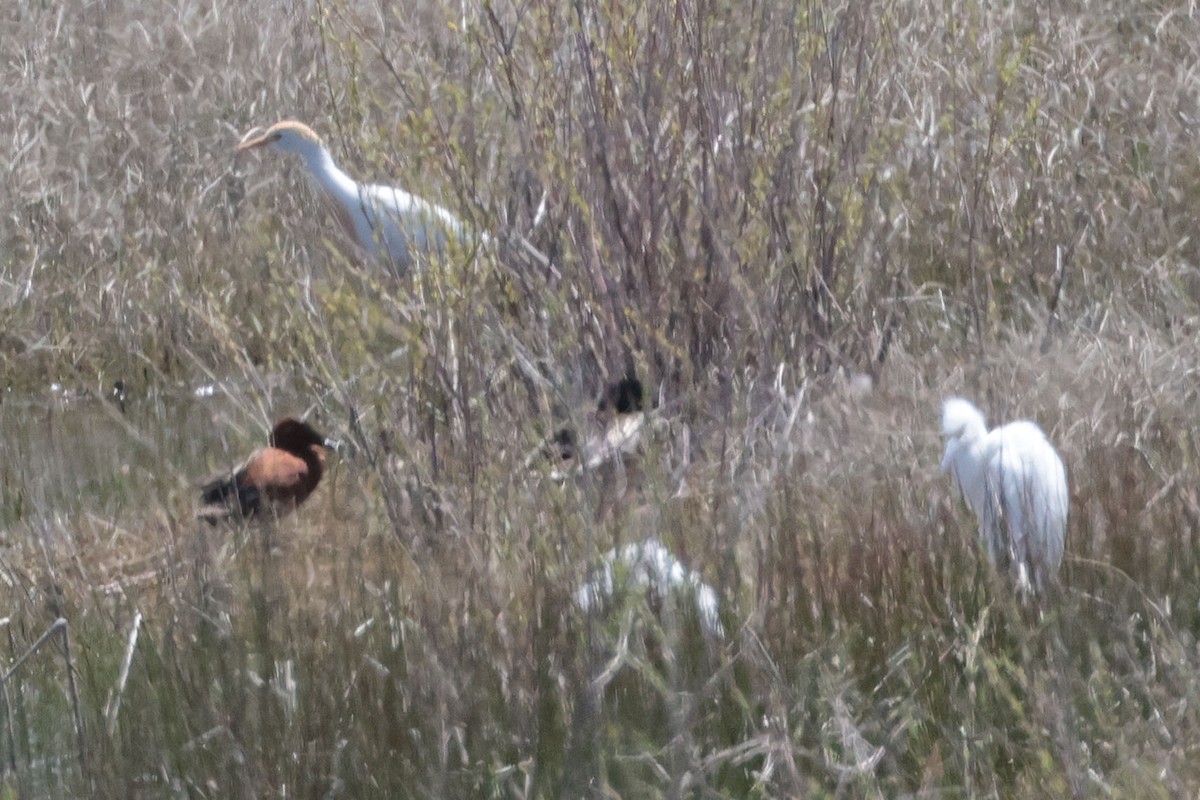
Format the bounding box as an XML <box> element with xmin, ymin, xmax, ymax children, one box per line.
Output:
<box><xmin>576</xmin><ymin>538</ymin><xmax>725</xmax><ymax>638</ymax></box>
<box><xmin>198</xmin><ymin>417</ymin><xmax>333</xmax><ymax>523</ymax></box>
<box><xmin>236</xmin><ymin>120</ymin><xmax>470</xmax><ymax>274</ymax></box>
<box><xmin>940</xmin><ymin>397</ymin><xmax>1068</xmax><ymax>594</ymax></box>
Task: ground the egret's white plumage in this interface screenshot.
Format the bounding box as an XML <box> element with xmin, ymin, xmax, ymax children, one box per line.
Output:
<box><xmin>576</xmin><ymin>538</ymin><xmax>724</xmax><ymax>638</ymax></box>
<box><xmin>236</xmin><ymin>120</ymin><xmax>469</xmax><ymax>274</ymax></box>
<box><xmin>940</xmin><ymin>397</ymin><xmax>1068</xmax><ymax>594</ymax></box>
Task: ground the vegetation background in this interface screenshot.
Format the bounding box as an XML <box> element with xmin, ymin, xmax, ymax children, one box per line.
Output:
<box><xmin>0</xmin><ymin>0</ymin><xmax>1199</xmax><ymax>796</ymax></box>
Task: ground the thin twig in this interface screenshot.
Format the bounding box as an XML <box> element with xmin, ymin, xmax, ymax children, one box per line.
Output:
<box><xmin>1</xmin><ymin>619</ymin><xmax>16</xmax><ymax>776</ymax></box>
<box><xmin>105</xmin><ymin>611</ymin><xmax>143</xmax><ymax>735</ymax></box>
<box><xmin>57</xmin><ymin>621</ymin><xmax>89</xmax><ymax>787</ymax></box>
<box><xmin>0</xmin><ymin>618</ymin><xmax>65</xmax><ymax>684</ymax></box>
<box><xmin>0</xmin><ymin>618</ymin><xmax>89</xmax><ymax>787</ymax></box>
<box><xmin>1040</xmin><ymin>213</ymin><xmax>1086</xmax><ymax>355</ymax></box>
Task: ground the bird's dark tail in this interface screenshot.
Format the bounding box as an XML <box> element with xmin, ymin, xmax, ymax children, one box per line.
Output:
<box><xmin>197</xmin><ymin>471</ymin><xmax>260</xmax><ymax>524</ymax></box>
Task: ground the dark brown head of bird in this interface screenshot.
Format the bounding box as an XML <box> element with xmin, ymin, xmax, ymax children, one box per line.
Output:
<box><xmin>598</xmin><ymin>376</ymin><xmax>644</xmax><ymax>416</ymax></box>
<box><xmin>269</xmin><ymin>417</ymin><xmax>329</xmax><ymax>454</ymax></box>
<box><xmin>548</xmin><ymin>426</ymin><xmax>577</xmax><ymax>461</ymax></box>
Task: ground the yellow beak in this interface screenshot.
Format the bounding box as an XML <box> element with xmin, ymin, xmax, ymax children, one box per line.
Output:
<box><xmin>236</xmin><ymin>127</ymin><xmax>270</xmax><ymax>152</ymax></box>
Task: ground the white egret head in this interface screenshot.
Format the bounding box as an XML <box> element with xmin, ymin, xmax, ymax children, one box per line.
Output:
<box><xmin>237</xmin><ymin>120</ymin><xmax>324</xmax><ymax>157</ymax></box>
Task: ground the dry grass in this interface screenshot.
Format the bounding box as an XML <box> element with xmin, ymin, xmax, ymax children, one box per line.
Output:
<box><xmin>1</xmin><ymin>0</ymin><xmax>1200</xmax><ymax>796</ymax></box>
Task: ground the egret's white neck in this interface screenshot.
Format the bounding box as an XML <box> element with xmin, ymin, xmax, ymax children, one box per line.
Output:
<box><xmin>287</xmin><ymin>139</ymin><xmax>359</xmax><ymax>202</ymax></box>
<box><xmin>945</xmin><ymin>442</ymin><xmax>989</xmax><ymax>518</ymax></box>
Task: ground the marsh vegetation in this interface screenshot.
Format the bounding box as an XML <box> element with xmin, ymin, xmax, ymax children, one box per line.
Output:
<box><xmin>2</xmin><ymin>0</ymin><xmax>1200</xmax><ymax>796</ymax></box>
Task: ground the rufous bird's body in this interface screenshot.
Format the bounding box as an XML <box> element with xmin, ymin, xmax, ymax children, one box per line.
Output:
<box><xmin>198</xmin><ymin>417</ymin><xmax>330</xmax><ymax>523</ymax></box>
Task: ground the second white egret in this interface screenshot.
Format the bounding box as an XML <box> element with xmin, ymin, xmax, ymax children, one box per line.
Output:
<box><xmin>576</xmin><ymin>538</ymin><xmax>725</xmax><ymax>639</ymax></box>
<box><xmin>940</xmin><ymin>397</ymin><xmax>1068</xmax><ymax>595</ymax></box>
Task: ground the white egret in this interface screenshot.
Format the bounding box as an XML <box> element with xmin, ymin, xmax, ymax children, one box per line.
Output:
<box><xmin>575</xmin><ymin>538</ymin><xmax>725</xmax><ymax>639</ymax></box>
<box><xmin>940</xmin><ymin>397</ymin><xmax>1068</xmax><ymax>594</ymax></box>
<box><xmin>236</xmin><ymin>120</ymin><xmax>470</xmax><ymax>274</ymax></box>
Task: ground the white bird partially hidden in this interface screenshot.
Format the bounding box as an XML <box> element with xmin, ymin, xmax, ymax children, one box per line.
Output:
<box><xmin>576</xmin><ymin>538</ymin><xmax>725</xmax><ymax>639</ymax></box>
<box><xmin>940</xmin><ymin>397</ymin><xmax>1069</xmax><ymax>595</ymax></box>
<box><xmin>236</xmin><ymin>120</ymin><xmax>471</xmax><ymax>274</ymax></box>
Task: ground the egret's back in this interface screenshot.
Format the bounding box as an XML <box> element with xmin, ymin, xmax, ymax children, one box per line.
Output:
<box><xmin>986</xmin><ymin>421</ymin><xmax>1068</xmax><ymax>592</ymax></box>
<box><xmin>364</xmin><ymin>183</ymin><xmax>469</xmax><ymax>274</ymax></box>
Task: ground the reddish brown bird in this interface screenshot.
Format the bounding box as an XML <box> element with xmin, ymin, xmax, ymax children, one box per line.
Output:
<box><xmin>198</xmin><ymin>417</ymin><xmax>331</xmax><ymax>523</ymax></box>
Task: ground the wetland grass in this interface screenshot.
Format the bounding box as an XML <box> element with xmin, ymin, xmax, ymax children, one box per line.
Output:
<box><xmin>1</xmin><ymin>0</ymin><xmax>1200</xmax><ymax>795</ymax></box>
